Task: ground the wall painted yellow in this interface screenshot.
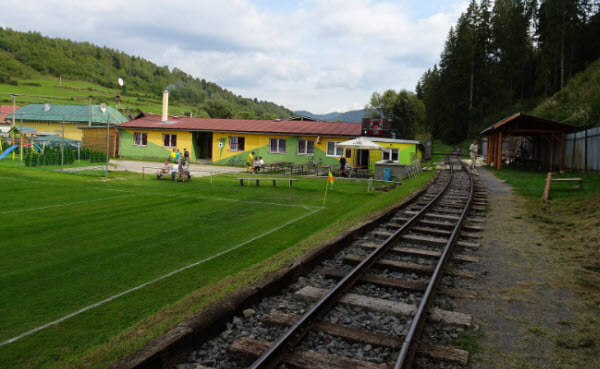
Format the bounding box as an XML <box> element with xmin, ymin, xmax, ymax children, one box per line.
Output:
<box><xmin>212</xmin><ymin>132</ymin><xmax>353</xmax><ymax>164</ymax></box>
<box><xmin>119</xmin><ymin>129</ymin><xmax>196</xmax><ymax>160</ymax></box>
<box><xmin>23</xmin><ymin>122</ymin><xmax>83</xmax><ymax>141</ymax></box>
<box><xmin>368</xmin><ymin>141</ymin><xmax>422</xmax><ymax>170</ymax></box>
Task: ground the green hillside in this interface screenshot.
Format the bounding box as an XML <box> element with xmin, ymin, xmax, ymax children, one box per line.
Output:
<box><xmin>0</xmin><ymin>28</ymin><xmax>293</xmax><ymax>119</ymax></box>
<box><xmin>531</xmin><ymin>58</ymin><xmax>600</xmax><ymax>128</ymax></box>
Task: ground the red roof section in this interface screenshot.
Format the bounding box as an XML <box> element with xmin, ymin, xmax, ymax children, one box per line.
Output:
<box><xmin>119</xmin><ymin>114</ymin><xmax>362</xmax><ymax>137</ymax></box>
<box><xmin>1</xmin><ymin>105</ymin><xmax>20</xmax><ymax>121</ymax></box>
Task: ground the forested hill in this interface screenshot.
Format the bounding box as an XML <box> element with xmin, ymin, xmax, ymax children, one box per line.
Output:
<box><xmin>417</xmin><ymin>0</ymin><xmax>600</xmax><ymax>144</ymax></box>
<box><xmin>532</xmin><ymin>58</ymin><xmax>600</xmax><ymax>126</ymax></box>
<box><xmin>0</xmin><ymin>28</ymin><xmax>293</xmax><ymax>119</ymax></box>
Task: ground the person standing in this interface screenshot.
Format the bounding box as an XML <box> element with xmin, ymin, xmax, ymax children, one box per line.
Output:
<box><xmin>469</xmin><ymin>140</ymin><xmax>479</xmax><ymax>170</ymax></box>
<box><xmin>183</xmin><ymin>148</ymin><xmax>190</xmax><ymax>165</ymax></box>
<box><xmin>247</xmin><ymin>151</ymin><xmax>255</xmax><ymax>168</ymax></box>
<box><xmin>339</xmin><ymin>156</ymin><xmax>347</xmax><ymax>177</ymax></box>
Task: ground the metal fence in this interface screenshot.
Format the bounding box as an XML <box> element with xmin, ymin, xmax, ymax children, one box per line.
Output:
<box><xmin>0</xmin><ymin>113</ymin><xmax>112</xmax><ymax>176</ymax></box>
<box><xmin>559</xmin><ymin>127</ymin><xmax>600</xmax><ymax>174</ymax></box>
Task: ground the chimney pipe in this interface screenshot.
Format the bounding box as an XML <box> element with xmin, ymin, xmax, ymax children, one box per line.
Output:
<box><xmin>162</xmin><ymin>90</ymin><xmax>169</xmax><ymax>121</ymax></box>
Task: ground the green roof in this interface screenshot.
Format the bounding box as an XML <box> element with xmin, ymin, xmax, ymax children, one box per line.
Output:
<box><xmin>4</xmin><ymin>104</ymin><xmax>128</xmax><ymax>125</ymax></box>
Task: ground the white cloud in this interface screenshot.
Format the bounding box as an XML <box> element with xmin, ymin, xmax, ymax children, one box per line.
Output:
<box><xmin>0</xmin><ymin>0</ymin><xmax>468</xmax><ymax>113</ymax></box>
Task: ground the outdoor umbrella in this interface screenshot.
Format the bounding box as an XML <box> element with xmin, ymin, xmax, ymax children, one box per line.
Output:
<box><xmin>336</xmin><ymin>137</ymin><xmax>384</xmax><ymax>174</ymax></box>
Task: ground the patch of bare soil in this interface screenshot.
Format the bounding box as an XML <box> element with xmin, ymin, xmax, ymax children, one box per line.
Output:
<box><xmin>456</xmin><ymin>169</ymin><xmax>599</xmax><ymax>369</ymax></box>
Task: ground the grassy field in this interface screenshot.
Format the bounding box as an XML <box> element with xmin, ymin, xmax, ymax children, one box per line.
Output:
<box><xmin>0</xmin><ymin>162</ymin><xmax>434</xmax><ymax>369</ymax></box>
<box><xmin>488</xmin><ymin>167</ymin><xmax>600</xmax><ymax>361</ymax></box>
<box><xmin>0</xmin><ymin>77</ymin><xmax>197</xmax><ymax>116</ymax></box>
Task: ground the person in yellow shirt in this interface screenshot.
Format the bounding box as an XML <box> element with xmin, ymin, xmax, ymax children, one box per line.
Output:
<box><xmin>170</xmin><ymin>148</ymin><xmax>176</xmax><ymax>163</ymax></box>
<box><xmin>247</xmin><ymin>151</ymin><xmax>255</xmax><ymax>167</ymax></box>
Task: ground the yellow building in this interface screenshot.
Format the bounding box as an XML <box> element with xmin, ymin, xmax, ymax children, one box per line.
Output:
<box><xmin>118</xmin><ymin>114</ymin><xmax>362</xmax><ymax>167</ymax></box>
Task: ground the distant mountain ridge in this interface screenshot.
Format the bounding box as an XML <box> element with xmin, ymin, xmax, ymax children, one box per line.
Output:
<box><xmin>295</xmin><ymin>109</ymin><xmax>367</xmax><ymax>123</ymax></box>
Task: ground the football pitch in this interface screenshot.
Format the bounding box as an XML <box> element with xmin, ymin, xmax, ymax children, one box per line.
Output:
<box><xmin>0</xmin><ymin>165</ymin><xmax>434</xmax><ymax>369</ymax></box>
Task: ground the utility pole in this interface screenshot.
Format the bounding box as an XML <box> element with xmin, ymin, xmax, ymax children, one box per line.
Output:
<box><xmin>88</xmin><ymin>96</ymin><xmax>92</xmax><ymax>127</ymax></box>
<box><xmin>11</xmin><ymin>94</ymin><xmax>16</xmax><ymax>129</ymax></box>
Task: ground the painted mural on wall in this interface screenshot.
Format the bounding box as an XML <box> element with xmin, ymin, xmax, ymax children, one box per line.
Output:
<box><xmin>211</xmin><ymin>134</ymin><xmax>345</xmax><ymax>167</ymax></box>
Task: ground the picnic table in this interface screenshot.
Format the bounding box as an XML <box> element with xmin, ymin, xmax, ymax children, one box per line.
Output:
<box><xmin>266</xmin><ymin>161</ymin><xmax>292</xmax><ymax>173</ymax></box>
<box><xmin>290</xmin><ymin>162</ymin><xmax>314</xmax><ymax>175</ymax></box>
<box><xmin>317</xmin><ymin>164</ymin><xmax>334</xmax><ymax>176</ymax></box>
<box><xmin>348</xmin><ymin>165</ymin><xmax>369</xmax><ymax>177</ymax></box>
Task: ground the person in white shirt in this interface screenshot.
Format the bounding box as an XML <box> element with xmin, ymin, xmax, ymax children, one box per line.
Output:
<box><xmin>171</xmin><ymin>163</ymin><xmax>179</xmax><ymax>180</ymax></box>
<box><xmin>469</xmin><ymin>140</ymin><xmax>479</xmax><ymax>170</ymax></box>
<box><xmin>258</xmin><ymin>157</ymin><xmax>264</xmax><ymax>171</ymax></box>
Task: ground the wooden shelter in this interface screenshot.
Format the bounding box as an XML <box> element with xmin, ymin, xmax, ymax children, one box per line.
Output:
<box><xmin>481</xmin><ymin>113</ymin><xmax>577</xmax><ymax>171</ymax></box>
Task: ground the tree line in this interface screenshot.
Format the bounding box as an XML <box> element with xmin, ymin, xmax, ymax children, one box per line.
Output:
<box><xmin>410</xmin><ymin>0</ymin><xmax>600</xmax><ymax>144</ymax></box>
<box><xmin>0</xmin><ymin>28</ymin><xmax>293</xmax><ymax>119</ymax></box>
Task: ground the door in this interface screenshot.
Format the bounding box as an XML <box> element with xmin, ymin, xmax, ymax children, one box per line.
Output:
<box><xmin>196</xmin><ymin>132</ymin><xmax>213</xmax><ymax>159</ymax></box>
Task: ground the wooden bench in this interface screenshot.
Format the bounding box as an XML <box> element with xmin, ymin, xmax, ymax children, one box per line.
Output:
<box><xmin>542</xmin><ymin>173</ymin><xmax>583</xmax><ymax>201</ymax></box>
<box><xmin>237</xmin><ymin>177</ymin><xmax>297</xmax><ymax>188</ymax></box>
<box><xmin>551</xmin><ymin>177</ymin><xmax>583</xmax><ymax>190</ymax></box>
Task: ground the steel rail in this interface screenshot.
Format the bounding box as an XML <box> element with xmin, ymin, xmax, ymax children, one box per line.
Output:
<box><xmin>248</xmin><ymin>158</ymin><xmax>457</xmax><ymax>369</ymax></box>
<box><xmin>394</xmin><ymin>156</ymin><xmax>474</xmax><ymax>369</ymax></box>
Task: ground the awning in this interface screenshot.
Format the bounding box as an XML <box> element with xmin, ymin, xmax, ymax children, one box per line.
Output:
<box><xmin>336</xmin><ymin>137</ymin><xmax>384</xmax><ymax>150</ymax></box>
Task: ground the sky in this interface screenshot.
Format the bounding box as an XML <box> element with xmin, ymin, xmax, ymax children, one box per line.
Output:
<box><xmin>0</xmin><ymin>0</ymin><xmax>469</xmax><ymax>114</ymax></box>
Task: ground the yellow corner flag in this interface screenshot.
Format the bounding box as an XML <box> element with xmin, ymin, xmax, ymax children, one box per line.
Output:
<box><xmin>323</xmin><ymin>171</ymin><xmax>335</xmax><ymax>206</ymax></box>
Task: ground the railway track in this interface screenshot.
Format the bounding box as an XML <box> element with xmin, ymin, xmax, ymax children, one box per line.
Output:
<box><xmin>175</xmin><ymin>156</ymin><xmax>486</xmax><ymax>369</ymax></box>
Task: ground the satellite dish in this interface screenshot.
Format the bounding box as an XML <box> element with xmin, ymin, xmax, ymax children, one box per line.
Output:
<box><xmin>118</xmin><ymin>78</ymin><xmax>124</xmax><ymax>87</ymax></box>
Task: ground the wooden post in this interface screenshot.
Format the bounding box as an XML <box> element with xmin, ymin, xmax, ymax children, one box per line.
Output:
<box><xmin>496</xmin><ymin>132</ymin><xmax>503</xmax><ymax>169</ymax></box>
<box><xmin>559</xmin><ymin>133</ymin><xmax>565</xmax><ymax>173</ymax></box>
<box><xmin>487</xmin><ymin>135</ymin><xmax>492</xmax><ymax>164</ymax></box>
<box><xmin>542</xmin><ymin>172</ymin><xmax>552</xmax><ymax>201</ymax></box>
<box><xmin>549</xmin><ymin>136</ymin><xmax>554</xmax><ymax>171</ymax></box>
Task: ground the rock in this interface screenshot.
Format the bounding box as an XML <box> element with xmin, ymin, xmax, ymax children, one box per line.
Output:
<box><xmin>330</xmin><ymin>316</ymin><xmax>339</xmax><ymax>324</ymax></box>
<box><xmin>242</xmin><ymin>308</ymin><xmax>256</xmax><ymax>318</ymax></box>
<box><xmin>363</xmin><ymin>344</ymin><xmax>372</xmax><ymax>352</ymax></box>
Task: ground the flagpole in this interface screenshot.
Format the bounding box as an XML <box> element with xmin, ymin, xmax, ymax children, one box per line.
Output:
<box><xmin>322</xmin><ymin>179</ymin><xmax>329</xmax><ymax>206</ymax></box>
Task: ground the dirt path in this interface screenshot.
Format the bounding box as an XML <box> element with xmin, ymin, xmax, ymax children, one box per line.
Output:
<box><xmin>458</xmin><ymin>169</ymin><xmax>598</xmax><ymax>369</ymax></box>
<box><xmin>109</xmin><ymin>159</ymin><xmax>245</xmax><ymax>177</ymax></box>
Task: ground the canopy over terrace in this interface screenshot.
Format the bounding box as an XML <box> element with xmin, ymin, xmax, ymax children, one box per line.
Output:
<box><xmin>481</xmin><ymin>113</ymin><xmax>577</xmax><ymax>171</ymax></box>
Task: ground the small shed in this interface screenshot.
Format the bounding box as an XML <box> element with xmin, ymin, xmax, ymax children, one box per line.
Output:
<box><xmin>481</xmin><ymin>113</ymin><xmax>577</xmax><ymax>171</ymax></box>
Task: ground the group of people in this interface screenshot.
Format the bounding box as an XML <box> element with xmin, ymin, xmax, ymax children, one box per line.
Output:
<box><xmin>247</xmin><ymin>151</ymin><xmax>264</xmax><ymax>173</ymax></box>
<box><xmin>157</xmin><ymin>147</ymin><xmax>191</xmax><ymax>181</ymax></box>
<box><xmin>170</xmin><ymin>148</ymin><xmax>190</xmax><ymax>166</ymax></box>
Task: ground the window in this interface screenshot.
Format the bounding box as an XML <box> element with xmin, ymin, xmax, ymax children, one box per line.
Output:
<box><xmin>270</xmin><ymin>138</ymin><xmax>286</xmax><ymax>153</ymax></box>
<box><xmin>326</xmin><ymin>141</ymin><xmax>344</xmax><ymax>157</ymax></box>
<box><xmin>297</xmin><ymin>139</ymin><xmax>315</xmax><ymax>155</ymax></box>
<box><xmin>134</xmin><ymin>132</ymin><xmax>147</xmax><ymax>146</ymax></box>
<box><xmin>163</xmin><ymin>134</ymin><xmax>177</xmax><ymax>147</ymax></box>
<box><xmin>382</xmin><ymin>148</ymin><xmax>399</xmax><ymax>162</ymax></box>
<box><xmin>229</xmin><ymin>136</ymin><xmax>245</xmax><ymax>151</ymax></box>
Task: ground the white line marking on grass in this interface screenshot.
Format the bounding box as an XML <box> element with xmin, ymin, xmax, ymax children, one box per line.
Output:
<box><xmin>0</xmin><ymin>194</ymin><xmax>139</xmax><ymax>215</ymax></box>
<box><xmin>0</xmin><ymin>207</ymin><xmax>322</xmax><ymax>346</ymax></box>
<box><xmin>0</xmin><ymin>176</ymin><xmax>320</xmax><ymax>210</ymax></box>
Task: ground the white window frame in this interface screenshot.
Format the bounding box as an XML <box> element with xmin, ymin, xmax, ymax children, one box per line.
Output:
<box><xmin>382</xmin><ymin>148</ymin><xmax>399</xmax><ymax>162</ymax></box>
<box><xmin>229</xmin><ymin>136</ymin><xmax>245</xmax><ymax>151</ymax></box>
<box><xmin>297</xmin><ymin>139</ymin><xmax>315</xmax><ymax>155</ymax></box>
<box><xmin>162</xmin><ymin>133</ymin><xmax>177</xmax><ymax>148</ymax></box>
<box><xmin>133</xmin><ymin>132</ymin><xmax>147</xmax><ymax>146</ymax></box>
<box><xmin>269</xmin><ymin>138</ymin><xmax>286</xmax><ymax>154</ymax></box>
<box><xmin>326</xmin><ymin>141</ymin><xmax>344</xmax><ymax>157</ymax></box>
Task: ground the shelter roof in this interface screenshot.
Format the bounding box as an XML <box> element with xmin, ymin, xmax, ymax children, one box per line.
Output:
<box><xmin>4</xmin><ymin>104</ymin><xmax>128</xmax><ymax>124</ymax></box>
<box><xmin>119</xmin><ymin>114</ymin><xmax>361</xmax><ymax>137</ymax></box>
<box><xmin>481</xmin><ymin>113</ymin><xmax>576</xmax><ymax>135</ymax></box>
